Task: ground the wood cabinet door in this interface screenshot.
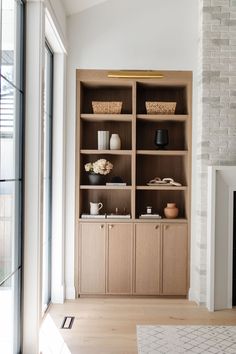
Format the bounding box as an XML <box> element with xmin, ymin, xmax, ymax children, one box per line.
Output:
<box><xmin>135</xmin><ymin>223</ymin><xmax>161</xmax><ymax>295</ymax></box>
<box><xmin>80</xmin><ymin>223</ymin><xmax>106</xmax><ymax>294</ymax></box>
<box><xmin>162</xmin><ymin>223</ymin><xmax>188</xmax><ymax>295</ymax></box>
<box><xmin>107</xmin><ymin>223</ymin><xmax>133</xmax><ymax>294</ymax></box>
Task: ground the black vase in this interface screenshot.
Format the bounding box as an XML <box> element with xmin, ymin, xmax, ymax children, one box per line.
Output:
<box><xmin>88</xmin><ymin>173</ymin><xmax>104</xmax><ymax>185</ymax></box>
<box><xmin>155</xmin><ymin>129</ymin><xmax>169</xmax><ymax>149</ymax></box>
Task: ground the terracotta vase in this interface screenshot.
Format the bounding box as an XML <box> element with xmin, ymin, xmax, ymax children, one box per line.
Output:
<box><xmin>164</xmin><ymin>203</ymin><xmax>179</xmax><ymax>219</ymax></box>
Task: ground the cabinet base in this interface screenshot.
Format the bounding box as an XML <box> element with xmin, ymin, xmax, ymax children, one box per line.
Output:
<box><xmin>78</xmin><ymin>294</ymin><xmax>188</xmax><ymax>299</ymax></box>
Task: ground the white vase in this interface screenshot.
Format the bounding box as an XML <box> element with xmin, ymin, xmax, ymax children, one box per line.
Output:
<box><xmin>97</xmin><ymin>130</ymin><xmax>109</xmax><ymax>150</ymax></box>
<box><xmin>110</xmin><ymin>134</ymin><xmax>121</xmax><ymax>150</ymax></box>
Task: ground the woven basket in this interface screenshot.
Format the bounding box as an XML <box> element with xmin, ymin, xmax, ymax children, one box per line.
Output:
<box><xmin>145</xmin><ymin>101</ymin><xmax>176</xmax><ymax>115</ymax></box>
<box><xmin>92</xmin><ymin>101</ymin><xmax>122</xmax><ymax>114</ymax></box>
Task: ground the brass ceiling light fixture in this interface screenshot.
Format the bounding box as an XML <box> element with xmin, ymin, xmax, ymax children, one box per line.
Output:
<box><xmin>107</xmin><ymin>70</ymin><xmax>164</xmax><ymax>79</ymax></box>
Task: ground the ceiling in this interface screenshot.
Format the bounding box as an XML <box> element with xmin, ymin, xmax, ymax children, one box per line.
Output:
<box><xmin>61</xmin><ymin>0</ymin><xmax>108</xmax><ymax>15</ymax></box>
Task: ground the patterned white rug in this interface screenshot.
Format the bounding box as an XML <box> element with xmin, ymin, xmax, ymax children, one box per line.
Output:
<box><xmin>137</xmin><ymin>325</ymin><xmax>236</xmax><ymax>354</ymax></box>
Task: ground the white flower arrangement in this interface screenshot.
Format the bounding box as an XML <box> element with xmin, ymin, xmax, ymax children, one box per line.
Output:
<box><xmin>84</xmin><ymin>159</ymin><xmax>113</xmax><ymax>175</ymax></box>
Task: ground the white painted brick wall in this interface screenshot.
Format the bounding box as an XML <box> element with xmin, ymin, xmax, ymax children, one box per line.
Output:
<box><xmin>196</xmin><ymin>0</ymin><xmax>236</xmax><ymax>304</ymax></box>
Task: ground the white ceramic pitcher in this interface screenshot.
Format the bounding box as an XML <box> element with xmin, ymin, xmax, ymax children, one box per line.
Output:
<box><xmin>90</xmin><ymin>202</ymin><xmax>103</xmax><ymax>215</ymax></box>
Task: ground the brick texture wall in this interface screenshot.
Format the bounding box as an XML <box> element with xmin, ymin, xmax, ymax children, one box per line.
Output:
<box><xmin>196</xmin><ymin>0</ymin><xmax>236</xmax><ymax>303</ymax></box>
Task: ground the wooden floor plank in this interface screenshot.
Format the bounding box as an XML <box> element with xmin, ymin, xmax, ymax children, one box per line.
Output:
<box><xmin>47</xmin><ymin>298</ymin><xmax>236</xmax><ymax>354</ymax></box>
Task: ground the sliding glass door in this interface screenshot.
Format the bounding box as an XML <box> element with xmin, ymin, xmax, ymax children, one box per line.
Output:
<box><xmin>0</xmin><ymin>0</ymin><xmax>24</xmax><ymax>353</ymax></box>
<box><xmin>42</xmin><ymin>42</ymin><xmax>53</xmax><ymax>312</ymax></box>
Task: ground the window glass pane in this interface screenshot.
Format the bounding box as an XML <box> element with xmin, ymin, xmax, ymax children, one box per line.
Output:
<box><xmin>0</xmin><ymin>77</ymin><xmax>22</xmax><ymax>180</ymax></box>
<box><xmin>0</xmin><ymin>181</ymin><xmax>21</xmax><ymax>284</ymax></box>
<box><xmin>1</xmin><ymin>0</ymin><xmax>24</xmax><ymax>90</ymax></box>
<box><xmin>42</xmin><ymin>45</ymin><xmax>53</xmax><ymax>312</ymax></box>
<box><xmin>0</xmin><ymin>270</ymin><xmax>21</xmax><ymax>354</ymax></box>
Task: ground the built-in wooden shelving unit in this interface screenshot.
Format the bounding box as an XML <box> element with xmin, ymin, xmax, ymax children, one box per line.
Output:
<box><xmin>76</xmin><ymin>69</ymin><xmax>192</xmax><ymax>297</ymax></box>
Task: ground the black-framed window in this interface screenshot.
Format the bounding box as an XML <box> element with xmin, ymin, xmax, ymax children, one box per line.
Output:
<box><xmin>0</xmin><ymin>0</ymin><xmax>24</xmax><ymax>353</ymax></box>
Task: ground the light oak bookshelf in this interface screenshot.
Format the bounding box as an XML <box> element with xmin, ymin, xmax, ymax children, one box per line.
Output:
<box><xmin>76</xmin><ymin>69</ymin><xmax>192</xmax><ymax>297</ymax></box>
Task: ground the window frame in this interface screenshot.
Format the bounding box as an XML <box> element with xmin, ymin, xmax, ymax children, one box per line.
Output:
<box><xmin>0</xmin><ymin>0</ymin><xmax>25</xmax><ymax>353</ymax></box>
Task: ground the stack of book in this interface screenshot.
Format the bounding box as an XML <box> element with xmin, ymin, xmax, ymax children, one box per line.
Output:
<box><xmin>107</xmin><ymin>214</ymin><xmax>131</xmax><ymax>219</ymax></box>
<box><xmin>106</xmin><ymin>182</ymin><xmax>127</xmax><ymax>186</ymax></box>
<box><xmin>81</xmin><ymin>214</ymin><xmax>106</xmax><ymax>219</ymax></box>
<box><xmin>139</xmin><ymin>214</ymin><xmax>162</xmax><ymax>219</ymax></box>
<box><xmin>81</xmin><ymin>214</ymin><xmax>131</xmax><ymax>219</ymax></box>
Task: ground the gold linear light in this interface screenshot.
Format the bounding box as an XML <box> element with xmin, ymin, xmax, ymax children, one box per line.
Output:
<box><xmin>108</xmin><ymin>70</ymin><xmax>164</xmax><ymax>79</ymax></box>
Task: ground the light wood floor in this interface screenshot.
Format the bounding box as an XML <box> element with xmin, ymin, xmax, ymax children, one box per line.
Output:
<box><xmin>48</xmin><ymin>298</ymin><xmax>236</xmax><ymax>354</ymax></box>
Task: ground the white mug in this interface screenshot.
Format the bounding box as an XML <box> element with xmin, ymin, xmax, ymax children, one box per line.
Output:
<box><xmin>90</xmin><ymin>202</ymin><xmax>103</xmax><ymax>215</ymax></box>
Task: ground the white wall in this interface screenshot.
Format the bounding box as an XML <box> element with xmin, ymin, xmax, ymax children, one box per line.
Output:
<box><xmin>207</xmin><ymin>167</ymin><xmax>236</xmax><ymax>311</ymax></box>
<box><xmin>215</xmin><ymin>172</ymin><xmax>229</xmax><ymax>309</ymax></box>
<box><xmin>23</xmin><ymin>0</ymin><xmax>67</xmax><ymax>351</ymax></box>
<box><xmin>46</xmin><ymin>0</ymin><xmax>67</xmax><ymax>45</ymax></box>
<box><xmin>65</xmin><ymin>0</ymin><xmax>199</xmax><ymax>299</ymax></box>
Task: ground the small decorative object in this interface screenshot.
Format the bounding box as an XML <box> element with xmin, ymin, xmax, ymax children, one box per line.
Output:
<box><xmin>111</xmin><ymin>176</ymin><xmax>123</xmax><ymax>183</ymax></box>
<box><xmin>107</xmin><ymin>206</ymin><xmax>131</xmax><ymax>219</ymax></box>
<box><xmin>147</xmin><ymin>177</ymin><xmax>182</xmax><ymax>187</ymax></box>
<box><xmin>110</xmin><ymin>133</ymin><xmax>121</xmax><ymax>150</ymax></box>
<box><xmin>85</xmin><ymin>159</ymin><xmax>113</xmax><ymax>185</ymax></box>
<box><xmin>146</xmin><ymin>206</ymin><xmax>152</xmax><ymax>214</ymax></box>
<box><xmin>155</xmin><ymin>129</ymin><xmax>169</xmax><ymax>149</ymax></box>
<box><xmin>90</xmin><ymin>202</ymin><xmax>103</xmax><ymax>215</ymax></box>
<box><xmin>87</xmin><ymin>172</ymin><xmax>104</xmax><ymax>185</ymax></box>
<box><xmin>164</xmin><ymin>203</ymin><xmax>179</xmax><ymax>219</ymax></box>
<box><xmin>97</xmin><ymin>130</ymin><xmax>109</xmax><ymax>150</ymax></box>
<box><xmin>145</xmin><ymin>101</ymin><xmax>176</xmax><ymax>114</ymax></box>
<box><xmin>106</xmin><ymin>176</ymin><xmax>126</xmax><ymax>186</ymax></box>
<box><xmin>92</xmin><ymin>101</ymin><xmax>122</xmax><ymax>114</ymax></box>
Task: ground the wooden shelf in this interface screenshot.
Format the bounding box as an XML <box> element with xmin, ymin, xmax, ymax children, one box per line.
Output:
<box><xmin>135</xmin><ymin>218</ymin><xmax>188</xmax><ymax>223</ymax></box>
<box><xmin>80</xmin><ymin>114</ymin><xmax>133</xmax><ymax>122</ymax></box>
<box><xmin>80</xmin><ymin>114</ymin><xmax>188</xmax><ymax>122</ymax></box>
<box><xmin>137</xmin><ymin>114</ymin><xmax>188</xmax><ymax>122</ymax></box>
<box><xmin>80</xmin><ymin>149</ymin><xmax>132</xmax><ymax>155</ymax></box>
<box><xmin>136</xmin><ymin>186</ymin><xmax>188</xmax><ymax>191</ymax></box>
<box><xmin>80</xmin><ymin>185</ymin><xmax>132</xmax><ymax>190</ymax></box>
<box><xmin>78</xmin><ymin>218</ymin><xmax>188</xmax><ymax>223</ymax></box>
<box><xmin>136</xmin><ymin>150</ymin><xmax>188</xmax><ymax>156</ymax></box>
<box><xmin>79</xmin><ymin>218</ymin><xmax>133</xmax><ymax>223</ymax></box>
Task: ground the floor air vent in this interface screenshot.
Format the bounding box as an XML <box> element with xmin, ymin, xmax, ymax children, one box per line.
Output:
<box><xmin>61</xmin><ymin>316</ymin><xmax>75</xmax><ymax>329</ymax></box>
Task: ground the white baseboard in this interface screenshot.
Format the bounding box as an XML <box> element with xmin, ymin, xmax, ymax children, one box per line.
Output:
<box><xmin>51</xmin><ymin>285</ymin><xmax>65</xmax><ymax>304</ymax></box>
<box><xmin>188</xmin><ymin>288</ymin><xmax>200</xmax><ymax>305</ymax></box>
<box><xmin>65</xmin><ymin>286</ymin><xmax>76</xmax><ymax>299</ymax></box>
